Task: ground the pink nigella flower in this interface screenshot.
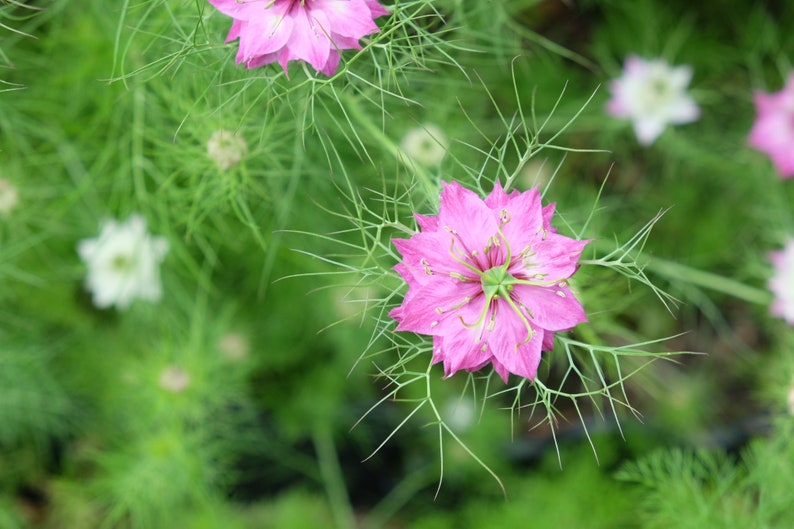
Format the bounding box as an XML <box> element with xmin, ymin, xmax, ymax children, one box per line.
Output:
<box><xmin>389</xmin><ymin>181</ymin><xmax>590</xmax><ymax>383</ymax></box>
<box><xmin>769</xmin><ymin>238</ymin><xmax>794</xmax><ymax>324</ymax></box>
<box><xmin>208</xmin><ymin>0</ymin><xmax>389</xmax><ymax>76</ymax></box>
<box><xmin>748</xmin><ymin>74</ymin><xmax>794</xmax><ymax>178</ymax></box>
<box><xmin>606</xmin><ymin>55</ymin><xmax>700</xmax><ymax>145</ymax></box>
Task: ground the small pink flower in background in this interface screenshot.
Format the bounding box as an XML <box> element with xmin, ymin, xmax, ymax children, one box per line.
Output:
<box><xmin>606</xmin><ymin>55</ymin><xmax>700</xmax><ymax>145</ymax></box>
<box><xmin>748</xmin><ymin>74</ymin><xmax>794</xmax><ymax>178</ymax></box>
<box><xmin>389</xmin><ymin>181</ymin><xmax>590</xmax><ymax>382</ymax></box>
<box><xmin>208</xmin><ymin>0</ymin><xmax>389</xmax><ymax>76</ymax></box>
<box><xmin>769</xmin><ymin>238</ymin><xmax>794</xmax><ymax>324</ymax></box>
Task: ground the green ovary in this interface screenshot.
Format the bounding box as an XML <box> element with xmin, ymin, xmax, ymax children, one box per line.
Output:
<box><xmin>480</xmin><ymin>265</ymin><xmax>517</xmax><ymax>301</ymax></box>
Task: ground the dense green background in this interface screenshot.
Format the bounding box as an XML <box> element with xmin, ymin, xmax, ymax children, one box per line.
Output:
<box><xmin>2</xmin><ymin>0</ymin><xmax>793</xmax><ymax>527</ymax></box>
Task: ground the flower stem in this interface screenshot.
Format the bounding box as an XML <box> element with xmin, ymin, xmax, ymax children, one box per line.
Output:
<box><xmin>339</xmin><ymin>92</ymin><xmax>439</xmax><ymax>207</ymax></box>
<box><xmin>646</xmin><ymin>256</ymin><xmax>771</xmax><ymax>306</ymax></box>
<box><xmin>313</xmin><ymin>424</ymin><xmax>356</xmax><ymax>529</ymax></box>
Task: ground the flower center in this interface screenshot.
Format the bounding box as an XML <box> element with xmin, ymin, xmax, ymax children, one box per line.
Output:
<box><xmin>111</xmin><ymin>254</ymin><xmax>134</xmax><ymax>273</ymax></box>
<box><xmin>480</xmin><ymin>265</ymin><xmax>516</xmax><ymax>301</ymax></box>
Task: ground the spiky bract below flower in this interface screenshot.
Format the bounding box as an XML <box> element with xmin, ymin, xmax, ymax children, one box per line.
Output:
<box><xmin>389</xmin><ymin>181</ymin><xmax>590</xmax><ymax>383</ymax></box>
<box><xmin>748</xmin><ymin>73</ymin><xmax>794</xmax><ymax>178</ymax></box>
<box><xmin>208</xmin><ymin>0</ymin><xmax>389</xmax><ymax>76</ymax></box>
<box><xmin>77</xmin><ymin>214</ymin><xmax>169</xmax><ymax>310</ymax></box>
<box><xmin>606</xmin><ymin>55</ymin><xmax>700</xmax><ymax>145</ymax></box>
<box><xmin>769</xmin><ymin>238</ymin><xmax>794</xmax><ymax>324</ymax></box>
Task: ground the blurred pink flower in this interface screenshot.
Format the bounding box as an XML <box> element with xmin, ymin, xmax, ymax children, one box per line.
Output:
<box><xmin>208</xmin><ymin>0</ymin><xmax>388</xmax><ymax>76</ymax></box>
<box><xmin>606</xmin><ymin>55</ymin><xmax>700</xmax><ymax>145</ymax></box>
<box><xmin>748</xmin><ymin>74</ymin><xmax>794</xmax><ymax>178</ymax></box>
<box><xmin>769</xmin><ymin>238</ymin><xmax>794</xmax><ymax>324</ymax></box>
<box><xmin>389</xmin><ymin>181</ymin><xmax>590</xmax><ymax>382</ymax></box>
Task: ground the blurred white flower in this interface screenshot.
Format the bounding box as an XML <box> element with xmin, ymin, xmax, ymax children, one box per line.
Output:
<box><xmin>606</xmin><ymin>55</ymin><xmax>700</xmax><ymax>145</ymax></box>
<box><xmin>399</xmin><ymin>124</ymin><xmax>448</xmax><ymax>167</ymax></box>
<box><xmin>77</xmin><ymin>214</ymin><xmax>169</xmax><ymax>310</ymax></box>
<box><xmin>159</xmin><ymin>365</ymin><xmax>190</xmax><ymax>393</ymax></box>
<box><xmin>517</xmin><ymin>158</ymin><xmax>554</xmax><ymax>190</ymax></box>
<box><xmin>218</xmin><ymin>332</ymin><xmax>250</xmax><ymax>361</ymax></box>
<box><xmin>207</xmin><ymin>129</ymin><xmax>248</xmax><ymax>170</ymax></box>
<box><xmin>443</xmin><ymin>398</ymin><xmax>476</xmax><ymax>433</ymax></box>
<box><xmin>0</xmin><ymin>178</ymin><xmax>19</xmax><ymax>218</ymax></box>
<box><xmin>768</xmin><ymin>238</ymin><xmax>794</xmax><ymax>325</ymax></box>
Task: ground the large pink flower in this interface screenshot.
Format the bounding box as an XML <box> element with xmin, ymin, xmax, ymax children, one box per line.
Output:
<box><xmin>208</xmin><ymin>0</ymin><xmax>389</xmax><ymax>76</ymax></box>
<box><xmin>389</xmin><ymin>181</ymin><xmax>590</xmax><ymax>383</ymax></box>
<box><xmin>749</xmin><ymin>74</ymin><xmax>794</xmax><ymax>178</ymax></box>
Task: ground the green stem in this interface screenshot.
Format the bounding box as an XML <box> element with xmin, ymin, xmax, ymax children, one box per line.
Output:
<box><xmin>645</xmin><ymin>256</ymin><xmax>771</xmax><ymax>306</ymax></box>
<box><xmin>313</xmin><ymin>424</ymin><xmax>356</xmax><ymax>529</ymax></box>
<box><xmin>341</xmin><ymin>93</ymin><xmax>439</xmax><ymax>207</ymax></box>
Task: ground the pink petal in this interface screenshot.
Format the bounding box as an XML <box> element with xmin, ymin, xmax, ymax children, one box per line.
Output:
<box><xmin>510</xmin><ymin>283</ymin><xmax>587</xmax><ymax>331</ymax></box>
<box><xmin>486</xmin><ymin>301</ymin><xmax>544</xmax><ymax>381</ymax></box>
<box><xmin>498</xmin><ymin>186</ymin><xmax>544</xmax><ymax>253</ymax></box>
<box><xmin>312</xmin><ymin>0</ymin><xmax>381</xmax><ymax>38</ymax></box>
<box><xmin>392</xmin><ymin>232</ymin><xmax>478</xmax><ymax>280</ymax></box>
<box><xmin>516</xmin><ymin>234</ymin><xmax>590</xmax><ymax>280</ymax></box>
<box><xmin>284</xmin><ymin>8</ymin><xmax>331</xmax><ymax>73</ymax></box>
<box><xmin>364</xmin><ymin>0</ymin><xmax>390</xmax><ymax>18</ymax></box>
<box><xmin>433</xmin><ymin>332</ymin><xmax>492</xmax><ymax>378</ymax></box>
<box><xmin>392</xmin><ymin>278</ymin><xmax>483</xmax><ymax>335</ymax></box>
<box><xmin>437</xmin><ymin>181</ymin><xmax>499</xmax><ymax>267</ymax></box>
<box><xmin>415</xmin><ymin>213</ymin><xmax>440</xmax><ymax>232</ymax></box>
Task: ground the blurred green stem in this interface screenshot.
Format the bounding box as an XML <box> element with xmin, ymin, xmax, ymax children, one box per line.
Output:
<box><xmin>339</xmin><ymin>91</ymin><xmax>439</xmax><ymax>207</ymax></box>
<box><xmin>645</xmin><ymin>257</ymin><xmax>771</xmax><ymax>306</ymax></box>
<box><xmin>313</xmin><ymin>424</ymin><xmax>356</xmax><ymax>529</ymax></box>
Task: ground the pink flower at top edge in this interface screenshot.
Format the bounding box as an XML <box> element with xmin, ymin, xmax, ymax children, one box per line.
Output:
<box><xmin>606</xmin><ymin>55</ymin><xmax>700</xmax><ymax>145</ymax></box>
<box><xmin>389</xmin><ymin>181</ymin><xmax>590</xmax><ymax>383</ymax></box>
<box><xmin>769</xmin><ymin>238</ymin><xmax>794</xmax><ymax>324</ymax></box>
<box><xmin>748</xmin><ymin>74</ymin><xmax>794</xmax><ymax>179</ymax></box>
<box><xmin>208</xmin><ymin>0</ymin><xmax>389</xmax><ymax>76</ymax></box>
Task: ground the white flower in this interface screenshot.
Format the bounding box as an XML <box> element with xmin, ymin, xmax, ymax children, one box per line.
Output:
<box><xmin>606</xmin><ymin>55</ymin><xmax>700</xmax><ymax>145</ymax></box>
<box><xmin>159</xmin><ymin>365</ymin><xmax>190</xmax><ymax>393</ymax></box>
<box><xmin>77</xmin><ymin>214</ymin><xmax>169</xmax><ymax>310</ymax></box>
<box><xmin>207</xmin><ymin>129</ymin><xmax>248</xmax><ymax>170</ymax></box>
<box><xmin>0</xmin><ymin>178</ymin><xmax>19</xmax><ymax>218</ymax></box>
<box><xmin>399</xmin><ymin>124</ymin><xmax>448</xmax><ymax>167</ymax></box>
<box><xmin>443</xmin><ymin>398</ymin><xmax>476</xmax><ymax>433</ymax></box>
<box><xmin>218</xmin><ymin>332</ymin><xmax>250</xmax><ymax>361</ymax></box>
<box><xmin>769</xmin><ymin>238</ymin><xmax>794</xmax><ymax>325</ymax></box>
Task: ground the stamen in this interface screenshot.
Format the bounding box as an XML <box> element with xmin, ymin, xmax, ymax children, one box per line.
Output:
<box><xmin>437</xmin><ymin>296</ymin><xmax>473</xmax><ymax>316</ymax></box>
<box><xmin>503</xmin><ymin>295</ymin><xmax>536</xmax><ymax>346</ymax></box>
<box><xmin>486</xmin><ymin>306</ymin><xmax>496</xmax><ymax>331</ymax></box>
<box><xmin>420</xmin><ymin>258</ymin><xmax>433</xmax><ymax>275</ymax></box>
<box><xmin>446</xmin><ymin>235</ymin><xmax>485</xmax><ymax>277</ymax></box>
